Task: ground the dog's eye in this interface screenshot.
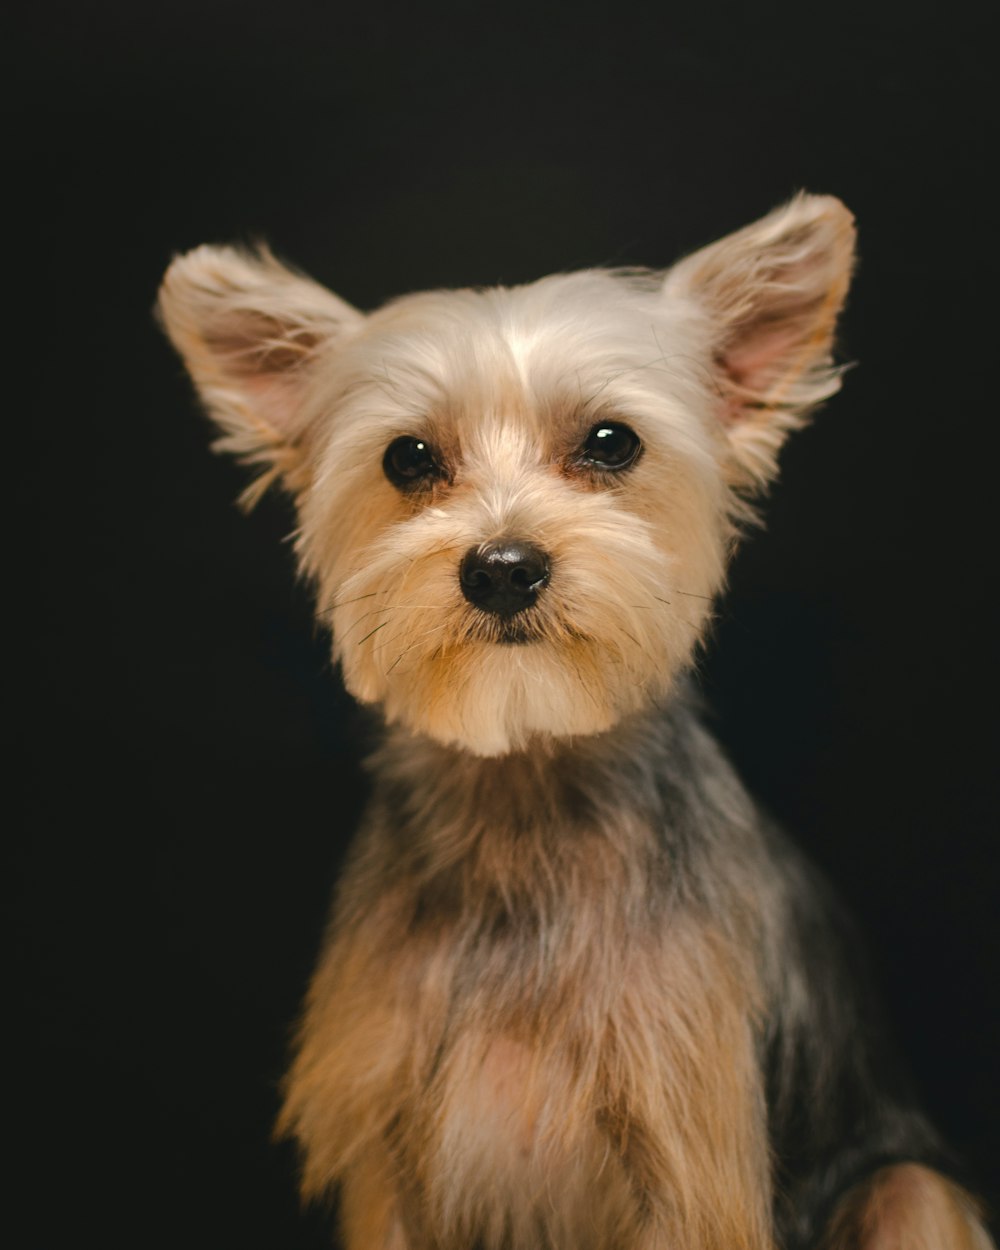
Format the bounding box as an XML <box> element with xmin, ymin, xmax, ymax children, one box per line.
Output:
<box><xmin>578</xmin><ymin>422</ymin><xmax>642</xmax><ymax>470</ymax></box>
<box><xmin>383</xmin><ymin>436</ymin><xmax>442</xmax><ymax>489</ymax></box>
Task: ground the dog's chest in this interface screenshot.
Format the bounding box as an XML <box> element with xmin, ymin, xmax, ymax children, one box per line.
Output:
<box><xmin>287</xmin><ymin>739</ymin><xmax>773</xmax><ymax>1249</ymax></box>
<box><xmin>373</xmin><ymin>870</ymin><xmax>763</xmax><ymax>1249</ymax></box>
<box><xmin>390</xmin><ymin>913</ymin><xmax>657</xmax><ymax>1246</ymax></box>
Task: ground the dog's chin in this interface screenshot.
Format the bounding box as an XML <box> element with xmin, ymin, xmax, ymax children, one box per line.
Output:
<box><xmin>344</xmin><ymin>634</ymin><xmax>670</xmax><ymax>758</ymax></box>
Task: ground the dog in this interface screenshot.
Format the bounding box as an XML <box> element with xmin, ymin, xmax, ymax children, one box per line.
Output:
<box><xmin>158</xmin><ymin>194</ymin><xmax>993</xmax><ymax>1249</ymax></box>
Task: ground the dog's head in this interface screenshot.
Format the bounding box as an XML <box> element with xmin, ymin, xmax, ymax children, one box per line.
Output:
<box><xmin>159</xmin><ymin>195</ymin><xmax>855</xmax><ymax>755</ymax></box>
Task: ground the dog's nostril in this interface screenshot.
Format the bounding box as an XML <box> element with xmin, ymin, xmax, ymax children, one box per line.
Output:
<box><xmin>459</xmin><ymin>541</ymin><xmax>551</xmax><ymax>618</ymax></box>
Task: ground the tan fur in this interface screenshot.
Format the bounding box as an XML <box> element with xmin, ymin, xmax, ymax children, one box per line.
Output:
<box><xmin>663</xmin><ymin>193</ymin><xmax>856</xmax><ymax>490</ymax></box>
<box><xmin>822</xmin><ymin>1165</ymin><xmax>993</xmax><ymax>1250</ymax></box>
<box><xmin>158</xmin><ymin>195</ymin><xmax>853</xmax><ymax>755</ymax></box>
<box><xmin>158</xmin><ymin>197</ymin><xmax>992</xmax><ymax>1248</ymax></box>
<box><xmin>340</xmin><ymin>1147</ymin><xmax>410</xmax><ymax>1250</ymax></box>
<box><xmin>157</xmin><ymin>243</ymin><xmax>363</xmax><ymax>505</ymax></box>
<box><xmin>279</xmin><ymin>824</ymin><xmax>773</xmax><ymax>1249</ymax></box>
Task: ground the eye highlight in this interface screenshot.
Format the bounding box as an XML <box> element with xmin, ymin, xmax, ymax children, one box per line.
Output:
<box><xmin>577</xmin><ymin>421</ymin><xmax>642</xmax><ymax>471</ymax></box>
<box><xmin>383</xmin><ymin>436</ymin><xmax>444</xmax><ymax>490</ymax></box>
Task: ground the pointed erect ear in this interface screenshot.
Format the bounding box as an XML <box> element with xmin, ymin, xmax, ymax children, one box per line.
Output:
<box><xmin>664</xmin><ymin>194</ymin><xmax>856</xmax><ymax>488</ymax></box>
<box><xmin>157</xmin><ymin>245</ymin><xmax>364</xmax><ymax>505</ymax></box>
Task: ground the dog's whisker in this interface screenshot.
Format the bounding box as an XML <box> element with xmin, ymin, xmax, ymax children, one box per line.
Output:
<box><xmin>406</xmin><ymin>540</ymin><xmax>464</xmax><ymax>566</ymax></box>
<box><xmin>384</xmin><ymin>651</ymin><xmax>408</xmax><ymax>676</ymax></box>
<box><xmin>339</xmin><ymin>601</ymin><xmax>449</xmax><ymax>641</ymax></box>
<box><xmin>338</xmin><ymin>609</ymin><xmax>397</xmax><ymax>641</ymax></box>
<box><xmin>316</xmin><ymin>591</ymin><xmax>384</xmax><ymax>618</ymax></box>
<box><xmin>381</xmin><ymin>622</ymin><xmax>451</xmax><ymax>671</ymax></box>
<box><xmin>356</xmin><ymin>621</ymin><xmax>392</xmax><ymax>645</ymax></box>
<box><xmin>374</xmin><ymin>620</ymin><xmax>449</xmax><ymax>654</ymax></box>
<box><xmin>381</xmin><ymin>624</ymin><xmax>454</xmax><ymax>673</ymax></box>
<box><xmin>346</xmin><ymin>602</ymin><xmax>448</xmax><ymax>625</ymax></box>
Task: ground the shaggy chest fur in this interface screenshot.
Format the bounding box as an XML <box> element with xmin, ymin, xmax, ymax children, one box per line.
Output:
<box><xmin>280</xmin><ymin>710</ymin><xmax>777</xmax><ymax>1250</ymax></box>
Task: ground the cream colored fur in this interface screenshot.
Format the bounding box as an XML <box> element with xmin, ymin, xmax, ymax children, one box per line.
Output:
<box><xmin>157</xmin><ymin>196</ymin><xmax>992</xmax><ymax>1249</ymax></box>
<box><xmin>159</xmin><ymin>194</ymin><xmax>853</xmax><ymax>756</ymax></box>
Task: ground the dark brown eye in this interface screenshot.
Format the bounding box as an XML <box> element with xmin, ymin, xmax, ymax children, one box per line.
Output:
<box><xmin>383</xmin><ymin>436</ymin><xmax>442</xmax><ymax>489</ymax></box>
<box><xmin>579</xmin><ymin>422</ymin><xmax>642</xmax><ymax>470</ymax></box>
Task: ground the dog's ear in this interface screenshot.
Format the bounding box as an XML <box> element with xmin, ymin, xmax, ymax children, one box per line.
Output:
<box><xmin>664</xmin><ymin>194</ymin><xmax>856</xmax><ymax>488</ymax></box>
<box><xmin>157</xmin><ymin>245</ymin><xmax>363</xmax><ymax>505</ymax></box>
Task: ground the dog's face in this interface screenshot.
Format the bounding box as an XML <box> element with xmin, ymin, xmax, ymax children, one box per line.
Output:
<box><xmin>159</xmin><ymin>195</ymin><xmax>854</xmax><ymax>754</ymax></box>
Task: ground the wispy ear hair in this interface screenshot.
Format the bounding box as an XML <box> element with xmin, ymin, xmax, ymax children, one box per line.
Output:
<box><xmin>157</xmin><ymin>244</ymin><xmax>364</xmax><ymax>506</ymax></box>
<box><xmin>664</xmin><ymin>193</ymin><xmax>856</xmax><ymax>488</ymax></box>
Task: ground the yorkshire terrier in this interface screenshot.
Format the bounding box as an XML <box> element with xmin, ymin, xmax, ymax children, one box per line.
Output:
<box><xmin>159</xmin><ymin>195</ymin><xmax>993</xmax><ymax>1249</ymax></box>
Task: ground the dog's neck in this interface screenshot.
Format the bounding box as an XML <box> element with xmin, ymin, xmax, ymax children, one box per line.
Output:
<box><xmin>351</xmin><ymin>683</ymin><xmax>755</xmax><ymax>921</ymax></box>
<box><xmin>327</xmin><ymin>686</ymin><xmax>769</xmax><ymax>1008</ymax></box>
<box><xmin>371</xmin><ymin>697</ymin><xmax>683</xmax><ymax>833</ymax></box>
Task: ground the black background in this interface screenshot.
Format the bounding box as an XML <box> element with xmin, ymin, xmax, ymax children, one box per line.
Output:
<box><xmin>13</xmin><ymin>2</ymin><xmax>998</xmax><ymax>1245</ymax></box>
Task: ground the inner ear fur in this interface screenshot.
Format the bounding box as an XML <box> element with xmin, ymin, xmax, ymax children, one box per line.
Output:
<box><xmin>664</xmin><ymin>193</ymin><xmax>856</xmax><ymax>489</ymax></box>
<box><xmin>157</xmin><ymin>244</ymin><xmax>363</xmax><ymax>506</ymax></box>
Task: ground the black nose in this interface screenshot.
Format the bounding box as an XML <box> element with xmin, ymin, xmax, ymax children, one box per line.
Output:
<box><xmin>459</xmin><ymin>541</ymin><xmax>551</xmax><ymax>617</ymax></box>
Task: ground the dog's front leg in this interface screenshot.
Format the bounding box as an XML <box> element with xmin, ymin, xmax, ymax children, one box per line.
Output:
<box><xmin>594</xmin><ymin>956</ymin><xmax>778</xmax><ymax>1250</ymax></box>
<box><xmin>817</xmin><ymin>1164</ymin><xmax>993</xmax><ymax>1250</ymax></box>
<box><xmin>339</xmin><ymin>1146</ymin><xmax>412</xmax><ymax>1250</ymax></box>
<box><xmin>608</xmin><ymin>1129</ymin><xmax>777</xmax><ymax>1250</ymax></box>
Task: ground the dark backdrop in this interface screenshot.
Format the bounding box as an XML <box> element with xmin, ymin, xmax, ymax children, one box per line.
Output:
<box><xmin>13</xmin><ymin>2</ymin><xmax>998</xmax><ymax>1245</ymax></box>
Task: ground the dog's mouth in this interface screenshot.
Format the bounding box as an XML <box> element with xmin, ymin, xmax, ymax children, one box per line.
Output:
<box><xmin>471</xmin><ymin>612</ymin><xmax>590</xmax><ymax>647</ymax></box>
<box><xmin>495</xmin><ymin>618</ymin><xmax>541</xmax><ymax>645</ymax></box>
<box><xmin>467</xmin><ymin>610</ymin><xmax>546</xmax><ymax>646</ymax></box>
